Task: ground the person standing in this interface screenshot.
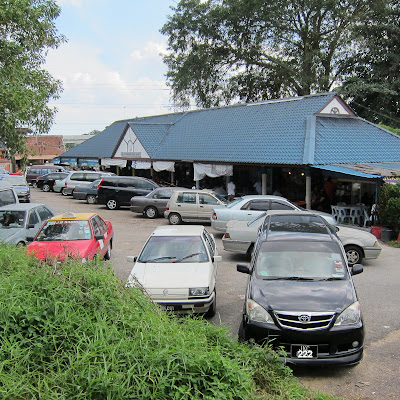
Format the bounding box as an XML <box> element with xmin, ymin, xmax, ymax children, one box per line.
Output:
<box><xmin>227</xmin><ymin>180</ymin><xmax>236</xmax><ymax>201</ymax></box>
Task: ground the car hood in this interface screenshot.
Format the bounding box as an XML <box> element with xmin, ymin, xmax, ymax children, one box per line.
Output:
<box><xmin>250</xmin><ymin>278</ymin><xmax>356</xmax><ymax>313</ymax></box>
<box><xmin>131</xmin><ymin>262</ymin><xmax>213</xmax><ymax>288</ymax></box>
<box><xmin>0</xmin><ymin>228</ymin><xmax>23</xmax><ymax>242</ymax></box>
<box><xmin>337</xmin><ymin>225</ymin><xmax>379</xmax><ymax>245</ymax></box>
<box><xmin>27</xmin><ymin>241</ymin><xmax>91</xmax><ymax>261</ymax></box>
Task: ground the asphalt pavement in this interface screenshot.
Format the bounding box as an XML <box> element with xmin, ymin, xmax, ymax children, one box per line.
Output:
<box><xmin>30</xmin><ymin>188</ymin><xmax>400</xmax><ymax>399</ymax></box>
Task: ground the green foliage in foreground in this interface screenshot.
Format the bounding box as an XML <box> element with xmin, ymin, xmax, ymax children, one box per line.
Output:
<box><xmin>0</xmin><ymin>245</ymin><xmax>339</xmax><ymax>399</ymax></box>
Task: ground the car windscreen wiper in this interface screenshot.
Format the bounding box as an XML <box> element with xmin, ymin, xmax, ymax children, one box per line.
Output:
<box><xmin>140</xmin><ymin>256</ymin><xmax>178</xmax><ymax>262</ymax></box>
<box><xmin>178</xmin><ymin>252</ymin><xmax>206</xmax><ymax>262</ymax></box>
<box><xmin>261</xmin><ymin>276</ymin><xmax>315</xmax><ymax>281</ymax></box>
<box><xmin>317</xmin><ymin>277</ymin><xmax>345</xmax><ymax>281</ymax></box>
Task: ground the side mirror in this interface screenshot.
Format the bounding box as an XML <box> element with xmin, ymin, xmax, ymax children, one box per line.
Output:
<box><xmin>127</xmin><ymin>256</ymin><xmax>137</xmax><ymax>263</ymax></box>
<box><xmin>95</xmin><ymin>234</ymin><xmax>104</xmax><ymax>241</ymax></box>
<box><xmin>26</xmin><ymin>236</ymin><xmax>35</xmax><ymax>242</ymax></box>
<box><xmin>213</xmin><ymin>255</ymin><xmax>222</xmax><ymax>262</ymax></box>
<box><xmin>27</xmin><ymin>224</ymin><xmax>35</xmax><ymax>229</ymax></box>
<box><xmin>351</xmin><ymin>264</ymin><xmax>363</xmax><ymax>276</ymax></box>
<box><xmin>237</xmin><ymin>263</ymin><xmax>251</xmax><ymax>274</ymax></box>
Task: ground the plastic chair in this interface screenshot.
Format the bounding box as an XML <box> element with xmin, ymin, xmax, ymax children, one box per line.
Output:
<box><xmin>349</xmin><ymin>206</ymin><xmax>362</xmax><ymax>225</ymax></box>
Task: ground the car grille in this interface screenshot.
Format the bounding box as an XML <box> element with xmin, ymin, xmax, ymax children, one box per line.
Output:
<box><xmin>274</xmin><ymin>311</ymin><xmax>335</xmax><ymax>331</ymax></box>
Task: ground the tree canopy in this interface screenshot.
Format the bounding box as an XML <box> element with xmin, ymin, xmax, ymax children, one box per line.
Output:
<box><xmin>161</xmin><ymin>0</ymin><xmax>395</xmax><ymax>117</ymax></box>
<box><xmin>0</xmin><ymin>0</ymin><xmax>65</xmax><ymax>162</ymax></box>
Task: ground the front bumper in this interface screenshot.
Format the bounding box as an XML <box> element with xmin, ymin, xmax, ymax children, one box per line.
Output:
<box><xmin>153</xmin><ymin>292</ymin><xmax>215</xmax><ymax>315</ymax></box>
<box><xmin>363</xmin><ymin>246</ymin><xmax>382</xmax><ymax>260</ymax></box>
<box><xmin>243</xmin><ymin>317</ymin><xmax>364</xmax><ymax>366</ymax></box>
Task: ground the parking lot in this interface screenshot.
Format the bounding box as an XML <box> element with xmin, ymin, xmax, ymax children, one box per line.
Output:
<box><xmin>30</xmin><ymin>188</ymin><xmax>400</xmax><ymax>399</ymax></box>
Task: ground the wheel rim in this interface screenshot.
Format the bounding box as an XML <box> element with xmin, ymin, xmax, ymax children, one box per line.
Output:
<box><xmin>346</xmin><ymin>249</ymin><xmax>360</xmax><ymax>264</ymax></box>
<box><xmin>42</xmin><ymin>184</ymin><xmax>50</xmax><ymax>192</ymax></box>
<box><xmin>107</xmin><ymin>199</ymin><xmax>117</xmax><ymax>210</ymax></box>
<box><xmin>61</xmin><ymin>189</ymin><xmax>68</xmax><ymax>196</ymax></box>
<box><xmin>87</xmin><ymin>195</ymin><xmax>96</xmax><ymax>204</ymax></box>
<box><xmin>169</xmin><ymin>213</ymin><xmax>181</xmax><ymax>224</ymax></box>
<box><xmin>145</xmin><ymin>207</ymin><xmax>157</xmax><ymax>218</ymax></box>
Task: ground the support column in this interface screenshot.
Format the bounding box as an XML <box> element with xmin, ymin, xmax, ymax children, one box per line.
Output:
<box><xmin>171</xmin><ymin>171</ymin><xmax>175</xmax><ymax>185</ymax></box>
<box><xmin>305</xmin><ymin>167</ymin><xmax>312</xmax><ymax>209</ymax></box>
<box><xmin>261</xmin><ymin>172</ymin><xmax>267</xmax><ymax>195</ymax></box>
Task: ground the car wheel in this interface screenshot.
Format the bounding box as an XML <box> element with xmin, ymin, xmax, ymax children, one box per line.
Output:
<box><xmin>16</xmin><ymin>241</ymin><xmax>25</xmax><ymax>247</ymax></box>
<box><xmin>104</xmin><ymin>244</ymin><xmax>111</xmax><ymax>260</ymax></box>
<box><xmin>87</xmin><ymin>194</ymin><xmax>97</xmax><ymax>204</ymax></box>
<box><xmin>246</xmin><ymin>243</ymin><xmax>254</xmax><ymax>258</ymax></box>
<box><xmin>145</xmin><ymin>206</ymin><xmax>158</xmax><ymax>219</ymax></box>
<box><xmin>61</xmin><ymin>188</ymin><xmax>68</xmax><ymax>196</ymax></box>
<box><xmin>106</xmin><ymin>198</ymin><xmax>119</xmax><ymax>210</ymax></box>
<box><xmin>345</xmin><ymin>245</ymin><xmax>363</xmax><ymax>265</ymax></box>
<box><xmin>205</xmin><ymin>291</ymin><xmax>216</xmax><ymax>318</ymax></box>
<box><xmin>42</xmin><ymin>184</ymin><xmax>51</xmax><ymax>192</ymax></box>
<box><xmin>168</xmin><ymin>213</ymin><xmax>182</xmax><ymax>225</ymax></box>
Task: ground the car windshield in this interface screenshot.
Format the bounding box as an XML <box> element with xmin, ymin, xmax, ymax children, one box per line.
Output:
<box><xmin>255</xmin><ymin>241</ymin><xmax>347</xmax><ymax>280</ymax></box>
<box><xmin>138</xmin><ymin>235</ymin><xmax>209</xmax><ymax>263</ymax></box>
<box><xmin>1</xmin><ymin>176</ymin><xmax>27</xmax><ymax>186</ymax></box>
<box><xmin>248</xmin><ymin>212</ymin><xmax>267</xmax><ymax>227</ymax></box>
<box><xmin>212</xmin><ymin>192</ymin><xmax>228</xmax><ymax>204</ymax></box>
<box><xmin>0</xmin><ymin>210</ymin><xmax>26</xmax><ymax>227</ymax></box>
<box><xmin>36</xmin><ymin>220</ymin><xmax>92</xmax><ymax>241</ymax></box>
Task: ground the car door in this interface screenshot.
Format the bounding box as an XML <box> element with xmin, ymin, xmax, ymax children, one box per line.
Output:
<box><xmin>91</xmin><ymin>215</ymin><xmax>111</xmax><ymax>258</ymax></box>
<box><xmin>174</xmin><ymin>192</ymin><xmax>199</xmax><ymax>221</ymax></box>
<box><xmin>198</xmin><ymin>193</ymin><xmax>221</xmax><ymax>222</ymax></box>
<box><xmin>151</xmin><ymin>188</ymin><xmax>173</xmax><ymax>213</ymax></box>
<box><xmin>237</xmin><ymin>199</ymin><xmax>272</xmax><ymax>221</ymax></box>
<box><xmin>26</xmin><ymin>208</ymin><xmax>42</xmax><ymax>239</ymax></box>
<box><xmin>117</xmin><ymin>178</ymin><xmax>138</xmax><ymax>206</ymax></box>
<box><xmin>202</xmin><ymin>229</ymin><xmax>218</xmax><ymax>291</ymax></box>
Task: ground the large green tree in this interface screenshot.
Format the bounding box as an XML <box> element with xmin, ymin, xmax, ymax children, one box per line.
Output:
<box><xmin>161</xmin><ymin>0</ymin><xmax>383</xmax><ymax>109</ymax></box>
<box><xmin>339</xmin><ymin>2</ymin><xmax>400</xmax><ymax>128</ymax></box>
<box><xmin>0</xmin><ymin>0</ymin><xmax>65</xmax><ymax>169</ymax></box>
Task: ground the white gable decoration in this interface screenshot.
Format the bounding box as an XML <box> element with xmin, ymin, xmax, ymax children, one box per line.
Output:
<box><xmin>114</xmin><ymin>126</ymin><xmax>150</xmax><ymax>159</ymax></box>
<box><xmin>319</xmin><ymin>97</ymin><xmax>352</xmax><ymax>116</ymax></box>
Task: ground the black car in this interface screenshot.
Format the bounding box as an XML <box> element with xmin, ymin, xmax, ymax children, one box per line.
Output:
<box><xmin>36</xmin><ymin>172</ymin><xmax>69</xmax><ymax>192</ymax></box>
<box><xmin>237</xmin><ymin>212</ymin><xmax>364</xmax><ymax>366</ymax></box>
<box><xmin>97</xmin><ymin>176</ymin><xmax>159</xmax><ymax>210</ymax></box>
<box><xmin>72</xmin><ymin>179</ymin><xmax>100</xmax><ymax>204</ymax></box>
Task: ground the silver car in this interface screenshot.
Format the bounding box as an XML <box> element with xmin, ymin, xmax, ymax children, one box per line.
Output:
<box><xmin>0</xmin><ymin>203</ymin><xmax>55</xmax><ymax>246</ymax></box>
<box><xmin>222</xmin><ymin>210</ymin><xmax>381</xmax><ymax>265</ymax></box>
<box><xmin>211</xmin><ymin>195</ymin><xmax>336</xmax><ymax>232</ymax></box>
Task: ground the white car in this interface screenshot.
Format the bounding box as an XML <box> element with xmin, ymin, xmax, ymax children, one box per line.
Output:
<box><xmin>222</xmin><ymin>211</ymin><xmax>381</xmax><ymax>265</ymax></box>
<box><xmin>127</xmin><ymin>225</ymin><xmax>221</xmax><ymax>317</ymax></box>
<box><xmin>211</xmin><ymin>195</ymin><xmax>336</xmax><ymax>232</ymax></box>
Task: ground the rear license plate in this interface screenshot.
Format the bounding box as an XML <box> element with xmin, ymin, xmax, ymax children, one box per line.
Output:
<box><xmin>291</xmin><ymin>344</ymin><xmax>318</xmax><ymax>359</ymax></box>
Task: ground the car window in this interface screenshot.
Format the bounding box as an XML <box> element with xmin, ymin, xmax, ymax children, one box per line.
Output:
<box><xmin>153</xmin><ymin>189</ymin><xmax>171</xmax><ymax>199</ymax></box>
<box><xmin>93</xmin><ymin>215</ymin><xmax>107</xmax><ymax>232</ymax></box>
<box><xmin>270</xmin><ymin>201</ymin><xmax>295</xmax><ymax>211</ymax></box>
<box><xmin>28</xmin><ymin>211</ymin><xmax>39</xmax><ymax>226</ymax></box>
<box><xmin>199</xmin><ymin>193</ymin><xmax>219</xmax><ymax>205</ymax></box>
<box><xmin>84</xmin><ymin>173</ymin><xmax>101</xmax><ymax>181</ymax></box>
<box><xmin>176</xmin><ymin>192</ymin><xmax>196</xmax><ymax>204</ymax></box>
<box><xmin>246</xmin><ymin>200</ymin><xmax>270</xmax><ymax>211</ymax></box>
<box><xmin>0</xmin><ymin>210</ymin><xmax>25</xmax><ymax>227</ymax></box>
<box><xmin>70</xmin><ymin>173</ymin><xmax>85</xmax><ymax>181</ymax></box>
<box><xmin>36</xmin><ymin>220</ymin><xmax>92</xmax><ymax>241</ymax></box>
<box><xmin>118</xmin><ymin>178</ymin><xmax>135</xmax><ymax>188</ymax></box>
<box><xmin>136</xmin><ymin>180</ymin><xmax>156</xmax><ymax>190</ymax></box>
<box><xmin>138</xmin><ymin>235</ymin><xmax>209</xmax><ymax>263</ymax></box>
<box><xmin>101</xmin><ymin>178</ymin><xmax>118</xmax><ymax>187</ymax></box>
<box><xmin>203</xmin><ymin>230</ymin><xmax>215</xmax><ymax>257</ymax></box>
<box><xmin>37</xmin><ymin>206</ymin><xmax>53</xmax><ymax>221</ymax></box>
<box><xmin>0</xmin><ymin>189</ymin><xmax>17</xmax><ymax>206</ymax></box>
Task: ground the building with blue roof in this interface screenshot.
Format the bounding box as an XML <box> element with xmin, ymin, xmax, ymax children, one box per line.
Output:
<box><xmin>56</xmin><ymin>92</ymin><xmax>400</xmax><ymax>209</ymax></box>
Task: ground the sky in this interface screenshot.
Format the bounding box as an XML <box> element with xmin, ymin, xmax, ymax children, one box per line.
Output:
<box><xmin>45</xmin><ymin>0</ymin><xmax>179</xmax><ymax>136</ymax></box>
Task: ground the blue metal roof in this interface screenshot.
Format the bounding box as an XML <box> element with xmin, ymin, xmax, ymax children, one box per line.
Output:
<box><xmin>312</xmin><ymin>164</ymin><xmax>381</xmax><ymax>179</ymax></box>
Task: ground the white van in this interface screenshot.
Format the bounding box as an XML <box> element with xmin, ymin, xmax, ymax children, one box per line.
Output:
<box><xmin>60</xmin><ymin>171</ymin><xmax>116</xmax><ymax>195</ymax></box>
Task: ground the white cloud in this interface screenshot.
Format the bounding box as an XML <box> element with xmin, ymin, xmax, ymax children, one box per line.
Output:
<box><xmin>130</xmin><ymin>41</ymin><xmax>167</xmax><ymax>62</ymax></box>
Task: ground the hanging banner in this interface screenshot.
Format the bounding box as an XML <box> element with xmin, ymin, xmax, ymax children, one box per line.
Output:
<box><xmin>194</xmin><ymin>163</ymin><xmax>233</xmax><ymax>181</ymax></box>
<box><xmin>153</xmin><ymin>161</ymin><xmax>175</xmax><ymax>172</ymax></box>
<box><xmin>101</xmin><ymin>158</ymin><xmax>127</xmax><ymax>168</ymax></box>
<box><xmin>132</xmin><ymin>161</ymin><xmax>151</xmax><ymax>170</ymax></box>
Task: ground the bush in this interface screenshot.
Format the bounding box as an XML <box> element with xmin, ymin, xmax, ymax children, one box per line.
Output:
<box><xmin>377</xmin><ymin>182</ymin><xmax>400</xmax><ymax>235</ymax></box>
<box><xmin>0</xmin><ymin>244</ymin><xmax>340</xmax><ymax>399</ymax></box>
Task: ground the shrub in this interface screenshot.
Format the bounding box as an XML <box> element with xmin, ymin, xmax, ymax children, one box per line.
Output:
<box><xmin>377</xmin><ymin>182</ymin><xmax>400</xmax><ymax>235</ymax></box>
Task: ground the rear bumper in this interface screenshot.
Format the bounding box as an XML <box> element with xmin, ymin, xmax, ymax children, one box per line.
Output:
<box><xmin>130</xmin><ymin>205</ymin><xmax>144</xmax><ymax>213</ymax></box>
<box><xmin>210</xmin><ymin>219</ymin><xmax>227</xmax><ymax>232</ymax></box>
<box><xmin>72</xmin><ymin>193</ymin><xmax>88</xmax><ymax>200</ymax></box>
<box><xmin>222</xmin><ymin>238</ymin><xmax>251</xmax><ymax>254</ymax></box>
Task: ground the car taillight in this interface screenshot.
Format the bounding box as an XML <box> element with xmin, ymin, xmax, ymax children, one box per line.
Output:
<box><xmin>212</xmin><ymin>212</ymin><xmax>217</xmax><ymax>220</ymax></box>
<box><xmin>64</xmin><ymin>182</ymin><xmax>67</xmax><ymax>187</ymax></box>
<box><xmin>223</xmin><ymin>232</ymin><xmax>230</xmax><ymax>239</ymax></box>
<box><xmin>98</xmin><ymin>178</ymin><xmax>104</xmax><ymax>189</ymax></box>
<box><xmin>165</xmin><ymin>207</ymin><xmax>169</xmax><ymax>211</ymax></box>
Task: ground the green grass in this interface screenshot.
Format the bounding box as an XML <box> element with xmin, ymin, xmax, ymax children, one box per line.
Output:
<box><xmin>0</xmin><ymin>244</ymin><xmax>342</xmax><ymax>399</ymax></box>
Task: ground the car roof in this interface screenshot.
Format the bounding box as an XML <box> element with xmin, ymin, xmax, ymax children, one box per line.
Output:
<box><xmin>240</xmin><ymin>194</ymin><xmax>289</xmax><ymax>201</ymax></box>
<box><xmin>49</xmin><ymin>212</ymin><xmax>98</xmax><ymax>221</ymax></box>
<box><xmin>172</xmin><ymin>188</ymin><xmax>214</xmax><ymax>194</ymax></box>
<box><xmin>0</xmin><ymin>203</ymin><xmax>46</xmax><ymax>211</ymax></box>
<box><xmin>150</xmin><ymin>225</ymin><xmax>206</xmax><ymax>236</ymax></box>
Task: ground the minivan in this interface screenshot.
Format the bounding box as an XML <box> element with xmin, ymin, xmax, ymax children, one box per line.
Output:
<box><xmin>237</xmin><ymin>211</ymin><xmax>364</xmax><ymax>366</ymax></box>
<box><xmin>26</xmin><ymin>165</ymin><xmax>66</xmax><ymax>186</ymax></box>
<box><xmin>164</xmin><ymin>189</ymin><xmax>228</xmax><ymax>225</ymax></box>
<box><xmin>97</xmin><ymin>176</ymin><xmax>159</xmax><ymax>210</ymax></box>
<box><xmin>60</xmin><ymin>171</ymin><xmax>116</xmax><ymax>196</ymax></box>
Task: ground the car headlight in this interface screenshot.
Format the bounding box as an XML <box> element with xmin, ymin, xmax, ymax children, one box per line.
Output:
<box><xmin>246</xmin><ymin>298</ymin><xmax>275</xmax><ymax>324</ymax></box>
<box><xmin>334</xmin><ymin>301</ymin><xmax>361</xmax><ymax>326</ymax></box>
<box><xmin>189</xmin><ymin>287</ymin><xmax>210</xmax><ymax>297</ymax></box>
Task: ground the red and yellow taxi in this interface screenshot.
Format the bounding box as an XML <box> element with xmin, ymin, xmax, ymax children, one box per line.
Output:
<box><xmin>27</xmin><ymin>212</ymin><xmax>113</xmax><ymax>263</ymax></box>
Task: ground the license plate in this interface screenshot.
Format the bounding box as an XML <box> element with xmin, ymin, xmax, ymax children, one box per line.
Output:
<box><xmin>291</xmin><ymin>344</ymin><xmax>318</xmax><ymax>359</ymax></box>
<box><xmin>162</xmin><ymin>305</ymin><xmax>182</xmax><ymax>311</ymax></box>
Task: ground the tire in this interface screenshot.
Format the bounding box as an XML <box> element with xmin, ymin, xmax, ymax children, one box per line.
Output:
<box><xmin>145</xmin><ymin>206</ymin><xmax>158</xmax><ymax>219</ymax></box>
<box><xmin>61</xmin><ymin>188</ymin><xmax>68</xmax><ymax>196</ymax></box>
<box><xmin>16</xmin><ymin>241</ymin><xmax>25</xmax><ymax>247</ymax></box>
<box><xmin>104</xmin><ymin>244</ymin><xmax>112</xmax><ymax>260</ymax></box>
<box><xmin>42</xmin><ymin>184</ymin><xmax>51</xmax><ymax>192</ymax></box>
<box><xmin>345</xmin><ymin>245</ymin><xmax>363</xmax><ymax>265</ymax></box>
<box><xmin>106</xmin><ymin>198</ymin><xmax>119</xmax><ymax>210</ymax></box>
<box><xmin>246</xmin><ymin>243</ymin><xmax>254</xmax><ymax>258</ymax></box>
<box><xmin>205</xmin><ymin>291</ymin><xmax>216</xmax><ymax>318</ymax></box>
<box><xmin>168</xmin><ymin>212</ymin><xmax>182</xmax><ymax>225</ymax></box>
<box><xmin>87</xmin><ymin>194</ymin><xmax>97</xmax><ymax>204</ymax></box>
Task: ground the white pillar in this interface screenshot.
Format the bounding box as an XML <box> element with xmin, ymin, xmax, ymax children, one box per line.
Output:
<box><xmin>261</xmin><ymin>173</ymin><xmax>267</xmax><ymax>195</ymax></box>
